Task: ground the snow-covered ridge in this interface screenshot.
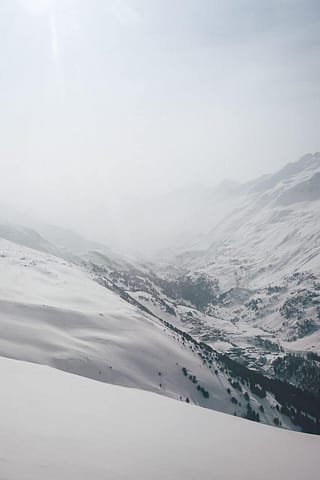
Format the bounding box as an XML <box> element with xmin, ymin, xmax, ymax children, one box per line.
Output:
<box><xmin>1</xmin><ymin>356</ymin><xmax>319</xmax><ymax>480</ymax></box>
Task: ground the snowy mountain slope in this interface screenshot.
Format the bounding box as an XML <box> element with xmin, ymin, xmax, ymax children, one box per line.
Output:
<box><xmin>2</xmin><ymin>237</ymin><xmax>316</xmax><ymax>431</ymax></box>
<box><xmin>34</xmin><ymin>223</ymin><xmax>109</xmax><ymax>255</ymax></box>
<box><xmin>142</xmin><ymin>154</ymin><xmax>320</xmax><ymax>393</ymax></box>
<box><xmin>188</xmin><ymin>197</ymin><xmax>320</xmax><ymax>290</ymax></box>
<box><xmin>248</xmin><ymin>152</ymin><xmax>320</xmax><ymax>196</ymax></box>
<box><xmin>87</xmin><ymin>154</ymin><xmax>320</xmax><ymax>398</ymax></box>
<box><xmin>178</xmin><ymin>154</ymin><xmax>320</xmax><ymax>287</ymax></box>
<box><xmin>0</xmin><ymin>223</ymin><xmax>60</xmax><ymax>257</ymax></box>
<box><xmin>35</xmin><ymin>223</ymin><xmax>133</xmax><ymax>269</ymax></box>
<box><xmin>0</xmin><ymin>237</ymin><xmax>270</xmax><ymax>422</ymax></box>
<box><xmin>0</xmin><ymin>153</ymin><xmax>319</xmax><ymax>433</ymax></box>
<box><xmin>166</xmin><ymin>155</ymin><xmax>320</xmax><ymax>352</ymax></box>
<box><xmin>1</xmin><ymin>356</ymin><xmax>319</xmax><ymax>480</ymax></box>
<box><xmin>74</xmin><ymin>259</ymin><xmax>320</xmax><ymax>433</ymax></box>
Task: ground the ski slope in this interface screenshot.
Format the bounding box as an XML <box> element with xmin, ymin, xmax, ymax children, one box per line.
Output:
<box><xmin>0</xmin><ymin>356</ymin><xmax>318</xmax><ymax>480</ymax></box>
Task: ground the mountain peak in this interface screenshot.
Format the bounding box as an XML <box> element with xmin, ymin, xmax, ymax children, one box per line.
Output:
<box><xmin>248</xmin><ymin>152</ymin><xmax>320</xmax><ymax>194</ymax></box>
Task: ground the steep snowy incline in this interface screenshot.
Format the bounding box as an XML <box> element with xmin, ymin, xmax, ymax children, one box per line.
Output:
<box><xmin>0</xmin><ymin>238</ymin><xmax>238</xmax><ymax>416</ymax></box>
<box><xmin>1</xmin><ymin>357</ymin><xmax>318</xmax><ymax>480</ymax></box>
<box><xmin>180</xmin><ymin>153</ymin><xmax>320</xmax><ymax>289</ymax></box>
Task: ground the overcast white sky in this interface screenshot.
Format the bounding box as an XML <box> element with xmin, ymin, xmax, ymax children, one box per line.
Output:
<box><xmin>0</xmin><ymin>0</ymin><xmax>319</xmax><ymax>236</ymax></box>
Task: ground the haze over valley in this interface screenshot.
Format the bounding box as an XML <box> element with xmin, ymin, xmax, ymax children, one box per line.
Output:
<box><xmin>1</xmin><ymin>1</ymin><xmax>320</xmax><ymax>478</ymax></box>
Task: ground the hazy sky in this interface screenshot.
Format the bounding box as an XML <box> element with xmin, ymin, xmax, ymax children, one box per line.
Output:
<box><xmin>0</xmin><ymin>0</ymin><xmax>319</xmax><ymax>232</ymax></box>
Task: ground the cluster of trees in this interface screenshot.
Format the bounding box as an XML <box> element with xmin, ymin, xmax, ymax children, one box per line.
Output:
<box><xmin>280</xmin><ymin>288</ymin><xmax>319</xmax><ymax>321</ymax></box>
<box><xmin>230</xmin><ymin>380</ymin><xmax>242</xmax><ymax>393</ymax></box>
<box><xmin>287</xmin><ymin>271</ymin><xmax>316</xmax><ymax>285</ymax></box>
<box><xmin>290</xmin><ymin>409</ymin><xmax>319</xmax><ymax>432</ymax></box>
<box><xmin>181</xmin><ymin>367</ymin><xmax>210</xmax><ymax>399</ymax></box>
<box><xmin>245</xmin><ymin>298</ymin><xmax>263</xmax><ymax>312</ymax></box>
<box><xmin>197</xmin><ymin>385</ymin><xmax>210</xmax><ymax>398</ymax></box>
<box><xmin>250</xmin><ymin>382</ymin><xmax>266</xmax><ymax>399</ymax></box>
<box><xmin>252</xmin><ymin>336</ymin><xmax>283</xmax><ymax>353</ymax></box>
<box><xmin>243</xmin><ymin>403</ymin><xmax>260</xmax><ymax>423</ymax></box>
<box><xmin>307</xmin><ymin>352</ymin><xmax>320</xmax><ymax>362</ymax></box>
<box><xmin>273</xmin><ymin>353</ymin><xmax>320</xmax><ymax>395</ymax></box>
<box><xmin>218</xmin><ymin>351</ymin><xmax>320</xmax><ymax>433</ymax></box>
<box><xmin>160</xmin><ymin>273</ymin><xmax>219</xmax><ymax>309</ymax></box>
<box><xmin>266</xmin><ymin>285</ymin><xmax>285</xmax><ymax>294</ymax></box>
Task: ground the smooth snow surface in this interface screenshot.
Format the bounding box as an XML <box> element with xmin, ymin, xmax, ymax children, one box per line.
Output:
<box><xmin>0</xmin><ymin>357</ymin><xmax>318</xmax><ymax>480</ymax></box>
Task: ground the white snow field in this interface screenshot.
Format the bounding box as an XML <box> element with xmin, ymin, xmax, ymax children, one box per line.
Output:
<box><xmin>0</xmin><ymin>356</ymin><xmax>318</xmax><ymax>480</ymax></box>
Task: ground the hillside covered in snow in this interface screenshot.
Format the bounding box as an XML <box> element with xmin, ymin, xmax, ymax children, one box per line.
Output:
<box><xmin>0</xmin><ymin>153</ymin><xmax>319</xmax><ymax>441</ymax></box>
<box><xmin>2</xmin><ymin>237</ymin><xmax>312</xmax><ymax>431</ymax></box>
<box><xmin>106</xmin><ymin>154</ymin><xmax>320</xmax><ymax>398</ymax></box>
<box><xmin>1</xmin><ymin>356</ymin><xmax>319</xmax><ymax>480</ymax></box>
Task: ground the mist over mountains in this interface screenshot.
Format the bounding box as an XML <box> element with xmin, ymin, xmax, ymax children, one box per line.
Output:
<box><xmin>73</xmin><ymin>151</ymin><xmax>320</xmax><ymax>257</ymax></box>
<box><xmin>1</xmin><ymin>150</ymin><xmax>320</xmax><ymax>479</ymax></box>
<box><xmin>2</xmin><ymin>152</ymin><xmax>319</xmax><ymax>259</ymax></box>
<box><xmin>1</xmin><ymin>153</ymin><xmax>320</xmax><ymax>428</ymax></box>
<box><xmin>1</xmin><ymin>1</ymin><xmax>320</xmax><ymax>477</ymax></box>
